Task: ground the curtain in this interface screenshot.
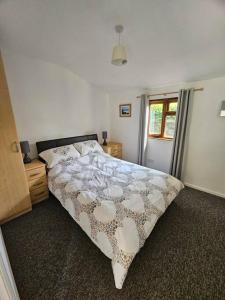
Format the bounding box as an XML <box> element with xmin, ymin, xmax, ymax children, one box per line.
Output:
<box><xmin>170</xmin><ymin>88</ymin><xmax>194</xmax><ymax>179</ymax></box>
<box><xmin>137</xmin><ymin>94</ymin><xmax>149</xmax><ymax>165</ymax></box>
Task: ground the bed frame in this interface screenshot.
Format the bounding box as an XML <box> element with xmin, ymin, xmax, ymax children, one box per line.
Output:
<box><xmin>36</xmin><ymin>133</ymin><xmax>98</xmax><ymax>154</ymax></box>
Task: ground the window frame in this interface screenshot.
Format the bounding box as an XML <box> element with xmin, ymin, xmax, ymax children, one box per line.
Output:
<box><xmin>148</xmin><ymin>97</ymin><xmax>178</xmax><ymax>139</ymax></box>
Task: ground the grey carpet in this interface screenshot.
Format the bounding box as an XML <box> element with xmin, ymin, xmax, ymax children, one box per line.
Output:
<box><xmin>2</xmin><ymin>187</ymin><xmax>225</xmax><ymax>300</ymax></box>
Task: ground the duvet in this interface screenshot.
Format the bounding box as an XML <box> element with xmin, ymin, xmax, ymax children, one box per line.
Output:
<box><xmin>48</xmin><ymin>152</ymin><xmax>183</xmax><ymax>289</ymax></box>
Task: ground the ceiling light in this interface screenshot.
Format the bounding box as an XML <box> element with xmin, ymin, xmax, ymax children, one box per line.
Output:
<box><xmin>111</xmin><ymin>25</ymin><xmax>127</xmax><ymax>66</ymax></box>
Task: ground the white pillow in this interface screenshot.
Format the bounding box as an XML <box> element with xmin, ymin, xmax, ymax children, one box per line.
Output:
<box><xmin>39</xmin><ymin>144</ymin><xmax>80</xmax><ymax>168</ymax></box>
<box><xmin>73</xmin><ymin>140</ymin><xmax>103</xmax><ymax>156</ymax></box>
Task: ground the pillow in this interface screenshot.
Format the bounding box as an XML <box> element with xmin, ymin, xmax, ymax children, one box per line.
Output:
<box><xmin>73</xmin><ymin>140</ymin><xmax>103</xmax><ymax>156</ymax></box>
<box><xmin>39</xmin><ymin>144</ymin><xmax>80</xmax><ymax>168</ymax></box>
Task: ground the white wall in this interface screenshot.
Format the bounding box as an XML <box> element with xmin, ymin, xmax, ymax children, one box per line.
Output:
<box><xmin>146</xmin><ymin>139</ymin><xmax>173</xmax><ymax>173</ymax></box>
<box><xmin>182</xmin><ymin>78</ymin><xmax>225</xmax><ymax>197</ymax></box>
<box><xmin>2</xmin><ymin>51</ymin><xmax>110</xmax><ymax>158</ymax></box>
<box><xmin>109</xmin><ymin>88</ymin><xmax>142</xmax><ymax>163</ymax></box>
<box><xmin>109</xmin><ymin>78</ymin><xmax>225</xmax><ymax>198</ymax></box>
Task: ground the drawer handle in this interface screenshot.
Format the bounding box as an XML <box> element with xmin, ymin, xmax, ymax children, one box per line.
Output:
<box><xmin>33</xmin><ymin>181</ymin><xmax>43</xmax><ymax>187</ymax></box>
<box><xmin>35</xmin><ymin>191</ymin><xmax>46</xmax><ymax>196</ymax></box>
<box><xmin>30</xmin><ymin>172</ymin><xmax>40</xmax><ymax>177</ymax></box>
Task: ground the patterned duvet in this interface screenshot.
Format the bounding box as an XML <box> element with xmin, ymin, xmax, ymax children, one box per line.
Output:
<box><xmin>48</xmin><ymin>152</ymin><xmax>184</xmax><ymax>289</ymax></box>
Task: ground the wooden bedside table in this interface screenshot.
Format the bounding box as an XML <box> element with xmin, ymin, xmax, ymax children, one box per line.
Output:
<box><xmin>102</xmin><ymin>142</ymin><xmax>122</xmax><ymax>159</ymax></box>
<box><xmin>24</xmin><ymin>159</ymin><xmax>49</xmax><ymax>204</ymax></box>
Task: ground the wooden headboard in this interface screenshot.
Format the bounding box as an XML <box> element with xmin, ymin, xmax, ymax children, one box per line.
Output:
<box><xmin>36</xmin><ymin>134</ymin><xmax>98</xmax><ymax>154</ymax></box>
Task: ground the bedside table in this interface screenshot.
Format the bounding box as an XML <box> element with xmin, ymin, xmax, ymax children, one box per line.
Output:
<box><xmin>102</xmin><ymin>142</ymin><xmax>122</xmax><ymax>159</ymax></box>
<box><xmin>24</xmin><ymin>159</ymin><xmax>49</xmax><ymax>204</ymax></box>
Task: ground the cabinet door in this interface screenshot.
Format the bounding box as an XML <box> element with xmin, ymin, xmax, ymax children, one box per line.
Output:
<box><xmin>0</xmin><ymin>53</ymin><xmax>31</xmax><ymax>223</ymax></box>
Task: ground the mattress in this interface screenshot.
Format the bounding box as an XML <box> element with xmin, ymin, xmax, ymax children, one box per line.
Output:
<box><xmin>48</xmin><ymin>152</ymin><xmax>184</xmax><ymax>288</ymax></box>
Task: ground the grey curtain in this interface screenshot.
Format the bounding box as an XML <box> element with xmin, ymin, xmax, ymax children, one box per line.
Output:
<box><xmin>138</xmin><ymin>94</ymin><xmax>149</xmax><ymax>165</ymax></box>
<box><xmin>170</xmin><ymin>88</ymin><xmax>194</xmax><ymax>179</ymax></box>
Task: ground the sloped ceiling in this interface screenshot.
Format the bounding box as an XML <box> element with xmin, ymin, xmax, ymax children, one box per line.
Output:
<box><xmin>1</xmin><ymin>0</ymin><xmax>225</xmax><ymax>90</ymax></box>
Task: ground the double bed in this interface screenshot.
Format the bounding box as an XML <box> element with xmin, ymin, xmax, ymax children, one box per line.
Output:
<box><xmin>36</xmin><ymin>134</ymin><xmax>183</xmax><ymax>289</ymax></box>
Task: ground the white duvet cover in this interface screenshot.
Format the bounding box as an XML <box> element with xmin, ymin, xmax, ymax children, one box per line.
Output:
<box><xmin>48</xmin><ymin>152</ymin><xmax>183</xmax><ymax>289</ymax></box>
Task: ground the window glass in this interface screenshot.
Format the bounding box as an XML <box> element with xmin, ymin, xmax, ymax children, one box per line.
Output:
<box><xmin>149</xmin><ymin>103</ymin><xmax>163</xmax><ymax>135</ymax></box>
<box><xmin>164</xmin><ymin>115</ymin><xmax>176</xmax><ymax>138</ymax></box>
<box><xmin>169</xmin><ymin>102</ymin><xmax>177</xmax><ymax>112</ymax></box>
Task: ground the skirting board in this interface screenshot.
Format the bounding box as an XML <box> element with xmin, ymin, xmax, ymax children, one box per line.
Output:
<box><xmin>184</xmin><ymin>182</ymin><xmax>225</xmax><ymax>199</ymax></box>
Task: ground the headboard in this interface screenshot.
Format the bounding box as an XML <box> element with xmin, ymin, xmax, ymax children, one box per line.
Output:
<box><xmin>36</xmin><ymin>134</ymin><xmax>98</xmax><ymax>154</ymax></box>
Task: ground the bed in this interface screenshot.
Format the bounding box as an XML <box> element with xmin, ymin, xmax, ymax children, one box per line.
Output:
<box><xmin>36</xmin><ymin>134</ymin><xmax>184</xmax><ymax>289</ymax></box>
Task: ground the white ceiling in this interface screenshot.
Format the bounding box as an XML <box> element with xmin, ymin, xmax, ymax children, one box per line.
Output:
<box><xmin>1</xmin><ymin>0</ymin><xmax>225</xmax><ymax>90</ymax></box>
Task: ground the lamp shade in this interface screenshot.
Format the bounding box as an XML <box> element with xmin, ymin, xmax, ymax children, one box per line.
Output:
<box><xmin>20</xmin><ymin>141</ymin><xmax>30</xmax><ymax>154</ymax></box>
<box><xmin>220</xmin><ymin>101</ymin><xmax>225</xmax><ymax>117</ymax></box>
<box><xmin>102</xmin><ymin>131</ymin><xmax>107</xmax><ymax>139</ymax></box>
<box><xmin>111</xmin><ymin>45</ymin><xmax>127</xmax><ymax>66</ymax></box>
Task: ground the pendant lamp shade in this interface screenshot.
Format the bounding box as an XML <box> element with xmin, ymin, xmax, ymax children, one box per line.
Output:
<box><xmin>111</xmin><ymin>25</ymin><xmax>127</xmax><ymax>66</ymax></box>
<box><xmin>220</xmin><ymin>100</ymin><xmax>225</xmax><ymax>117</ymax></box>
<box><xmin>112</xmin><ymin>45</ymin><xmax>127</xmax><ymax>66</ymax></box>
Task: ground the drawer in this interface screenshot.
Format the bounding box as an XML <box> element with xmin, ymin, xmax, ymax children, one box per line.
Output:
<box><xmin>111</xmin><ymin>149</ymin><xmax>122</xmax><ymax>156</ymax></box>
<box><xmin>111</xmin><ymin>144</ymin><xmax>121</xmax><ymax>150</ymax></box>
<box><xmin>114</xmin><ymin>154</ymin><xmax>122</xmax><ymax>159</ymax></box>
<box><xmin>30</xmin><ymin>186</ymin><xmax>49</xmax><ymax>203</ymax></box>
<box><xmin>26</xmin><ymin>166</ymin><xmax>46</xmax><ymax>181</ymax></box>
<box><xmin>29</xmin><ymin>176</ymin><xmax>47</xmax><ymax>191</ymax></box>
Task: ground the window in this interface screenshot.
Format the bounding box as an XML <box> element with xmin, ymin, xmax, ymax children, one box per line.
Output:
<box><xmin>148</xmin><ymin>98</ymin><xmax>178</xmax><ymax>139</ymax></box>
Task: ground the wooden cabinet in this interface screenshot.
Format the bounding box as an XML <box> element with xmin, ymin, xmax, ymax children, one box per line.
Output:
<box><xmin>102</xmin><ymin>142</ymin><xmax>122</xmax><ymax>159</ymax></box>
<box><xmin>25</xmin><ymin>160</ymin><xmax>49</xmax><ymax>204</ymax></box>
<box><xmin>0</xmin><ymin>52</ymin><xmax>31</xmax><ymax>224</ymax></box>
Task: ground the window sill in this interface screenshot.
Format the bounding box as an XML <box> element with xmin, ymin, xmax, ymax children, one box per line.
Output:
<box><xmin>148</xmin><ymin>137</ymin><xmax>173</xmax><ymax>141</ymax></box>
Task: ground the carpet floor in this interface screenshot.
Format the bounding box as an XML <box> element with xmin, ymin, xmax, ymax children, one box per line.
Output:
<box><xmin>2</xmin><ymin>187</ymin><xmax>225</xmax><ymax>300</ymax></box>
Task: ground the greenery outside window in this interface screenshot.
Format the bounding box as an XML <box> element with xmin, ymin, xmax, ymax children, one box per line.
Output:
<box><xmin>148</xmin><ymin>98</ymin><xmax>178</xmax><ymax>139</ymax></box>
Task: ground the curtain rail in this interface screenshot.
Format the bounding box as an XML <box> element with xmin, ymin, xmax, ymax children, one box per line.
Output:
<box><xmin>136</xmin><ymin>87</ymin><xmax>203</xmax><ymax>99</ymax></box>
